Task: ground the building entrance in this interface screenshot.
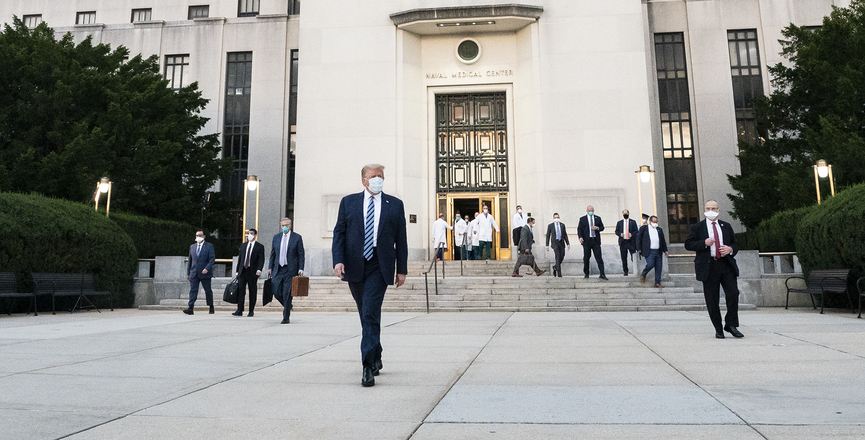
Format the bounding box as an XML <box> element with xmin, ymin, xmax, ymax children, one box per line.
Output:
<box><xmin>438</xmin><ymin>193</ymin><xmax>510</xmax><ymax>261</ymax></box>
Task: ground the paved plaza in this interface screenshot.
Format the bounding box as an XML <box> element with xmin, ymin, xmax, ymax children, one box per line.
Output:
<box><xmin>1</xmin><ymin>307</ymin><xmax>864</xmax><ymax>439</ymax></box>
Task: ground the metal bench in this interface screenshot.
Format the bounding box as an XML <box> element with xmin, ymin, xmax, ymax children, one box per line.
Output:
<box><xmin>858</xmin><ymin>277</ymin><xmax>865</xmax><ymax>319</ymax></box>
<box><xmin>786</xmin><ymin>269</ymin><xmax>853</xmax><ymax>314</ymax></box>
<box><xmin>32</xmin><ymin>273</ymin><xmax>113</xmax><ymax>314</ymax></box>
<box><xmin>0</xmin><ymin>272</ymin><xmax>44</xmax><ymax>316</ymax></box>
<box><xmin>81</xmin><ymin>274</ymin><xmax>113</xmax><ymax>312</ymax></box>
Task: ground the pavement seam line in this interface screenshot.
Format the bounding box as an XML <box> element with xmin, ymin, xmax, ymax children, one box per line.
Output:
<box><xmin>769</xmin><ymin>331</ymin><xmax>865</xmax><ymax>360</ymax></box>
<box><xmin>608</xmin><ymin>314</ymin><xmax>769</xmax><ymax>440</ymax></box>
<box><xmin>407</xmin><ymin>311</ymin><xmax>515</xmax><ymax>439</ymax></box>
<box><xmin>53</xmin><ymin>314</ymin><xmax>408</xmax><ymax>439</ymax></box>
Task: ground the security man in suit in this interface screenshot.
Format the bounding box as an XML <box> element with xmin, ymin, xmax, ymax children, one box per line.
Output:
<box><xmin>268</xmin><ymin>218</ymin><xmax>305</xmax><ymax>324</ymax></box>
<box><xmin>636</xmin><ymin>215</ymin><xmax>669</xmax><ymax>288</ymax></box>
<box><xmin>545</xmin><ymin>213</ymin><xmax>570</xmax><ymax>277</ymax></box>
<box><xmin>615</xmin><ymin>209</ymin><xmax>639</xmax><ymax>276</ymax></box>
<box><xmin>233</xmin><ymin>228</ymin><xmax>265</xmax><ymax>317</ymax></box>
<box><xmin>513</xmin><ymin>218</ymin><xmax>546</xmax><ymax>277</ymax></box>
<box><xmin>333</xmin><ymin>163</ymin><xmax>408</xmax><ymax>387</ymax></box>
<box><xmin>184</xmin><ymin>230</ymin><xmax>216</xmax><ymax>315</ymax></box>
<box><xmin>684</xmin><ymin>200</ymin><xmax>744</xmax><ymax>339</ymax></box>
<box><xmin>577</xmin><ymin>205</ymin><xmax>608</xmax><ymax>280</ymax></box>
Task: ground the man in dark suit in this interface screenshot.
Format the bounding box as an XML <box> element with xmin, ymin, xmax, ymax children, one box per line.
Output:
<box><xmin>615</xmin><ymin>209</ymin><xmax>639</xmax><ymax>276</ymax></box>
<box><xmin>577</xmin><ymin>205</ymin><xmax>607</xmax><ymax>280</ymax></box>
<box><xmin>332</xmin><ymin>164</ymin><xmax>408</xmax><ymax>387</ymax></box>
<box><xmin>512</xmin><ymin>218</ymin><xmax>546</xmax><ymax>277</ymax></box>
<box><xmin>636</xmin><ymin>216</ymin><xmax>669</xmax><ymax>288</ymax></box>
<box><xmin>268</xmin><ymin>218</ymin><xmax>305</xmax><ymax>324</ymax></box>
<box><xmin>545</xmin><ymin>213</ymin><xmax>570</xmax><ymax>277</ymax></box>
<box><xmin>184</xmin><ymin>230</ymin><xmax>215</xmax><ymax>315</ymax></box>
<box><xmin>233</xmin><ymin>228</ymin><xmax>265</xmax><ymax>317</ymax></box>
<box><xmin>684</xmin><ymin>200</ymin><xmax>744</xmax><ymax>339</ymax></box>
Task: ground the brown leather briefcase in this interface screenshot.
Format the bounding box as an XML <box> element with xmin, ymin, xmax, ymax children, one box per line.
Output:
<box><xmin>291</xmin><ymin>275</ymin><xmax>309</xmax><ymax>297</ymax></box>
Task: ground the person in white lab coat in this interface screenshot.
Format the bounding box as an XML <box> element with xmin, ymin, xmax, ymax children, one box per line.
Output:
<box><xmin>469</xmin><ymin>212</ymin><xmax>481</xmax><ymax>260</ymax></box>
<box><xmin>454</xmin><ymin>212</ymin><xmax>468</xmax><ymax>260</ymax></box>
<box><xmin>511</xmin><ymin>205</ymin><xmax>527</xmax><ymax>252</ymax></box>
<box><xmin>473</xmin><ymin>205</ymin><xmax>500</xmax><ymax>260</ymax></box>
<box><xmin>465</xmin><ymin>214</ymin><xmax>476</xmax><ymax>260</ymax></box>
<box><xmin>432</xmin><ymin>213</ymin><xmax>452</xmax><ymax>260</ymax></box>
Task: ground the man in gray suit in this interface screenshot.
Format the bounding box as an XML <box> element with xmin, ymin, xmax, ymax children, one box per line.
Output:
<box><xmin>512</xmin><ymin>218</ymin><xmax>547</xmax><ymax>277</ymax></box>
<box><xmin>268</xmin><ymin>218</ymin><xmax>305</xmax><ymax>324</ymax></box>
<box><xmin>184</xmin><ymin>230</ymin><xmax>216</xmax><ymax>315</ymax></box>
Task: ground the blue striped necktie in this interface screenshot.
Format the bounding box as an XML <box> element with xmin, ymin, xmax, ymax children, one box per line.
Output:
<box><xmin>364</xmin><ymin>197</ymin><xmax>375</xmax><ymax>260</ymax></box>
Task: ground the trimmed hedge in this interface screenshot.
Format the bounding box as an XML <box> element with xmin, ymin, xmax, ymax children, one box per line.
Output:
<box><xmin>796</xmin><ymin>183</ymin><xmax>865</xmax><ymax>308</ymax></box>
<box><xmin>752</xmin><ymin>205</ymin><xmax>818</xmax><ymax>252</ymax></box>
<box><xmin>110</xmin><ymin>212</ymin><xmax>197</xmax><ymax>259</ymax></box>
<box><xmin>0</xmin><ymin>192</ymin><xmax>138</xmax><ymax>309</ymax></box>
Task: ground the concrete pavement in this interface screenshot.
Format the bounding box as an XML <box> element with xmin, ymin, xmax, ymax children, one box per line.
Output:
<box><xmin>1</xmin><ymin>308</ymin><xmax>864</xmax><ymax>439</ymax></box>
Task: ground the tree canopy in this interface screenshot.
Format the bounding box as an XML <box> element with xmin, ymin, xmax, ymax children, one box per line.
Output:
<box><xmin>0</xmin><ymin>18</ymin><xmax>231</xmax><ymax>224</ymax></box>
<box><xmin>728</xmin><ymin>0</ymin><xmax>865</xmax><ymax>229</ymax></box>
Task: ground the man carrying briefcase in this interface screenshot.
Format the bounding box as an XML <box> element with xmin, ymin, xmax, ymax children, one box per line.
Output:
<box><xmin>268</xmin><ymin>218</ymin><xmax>305</xmax><ymax>324</ymax></box>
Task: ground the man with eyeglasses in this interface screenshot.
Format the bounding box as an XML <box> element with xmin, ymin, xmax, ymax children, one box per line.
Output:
<box><xmin>685</xmin><ymin>200</ymin><xmax>744</xmax><ymax>339</ymax></box>
<box><xmin>184</xmin><ymin>231</ymin><xmax>216</xmax><ymax>315</ymax></box>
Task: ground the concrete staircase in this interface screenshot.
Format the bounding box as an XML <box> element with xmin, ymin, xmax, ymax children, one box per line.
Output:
<box><xmin>142</xmin><ymin>268</ymin><xmax>754</xmax><ymax>313</ymax></box>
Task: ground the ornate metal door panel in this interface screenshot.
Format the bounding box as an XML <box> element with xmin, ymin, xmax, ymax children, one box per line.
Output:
<box><xmin>436</xmin><ymin>93</ymin><xmax>508</xmax><ymax>193</ymax></box>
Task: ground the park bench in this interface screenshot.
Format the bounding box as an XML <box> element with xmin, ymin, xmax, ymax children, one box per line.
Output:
<box><xmin>32</xmin><ymin>273</ymin><xmax>114</xmax><ymax>314</ymax></box>
<box><xmin>858</xmin><ymin>277</ymin><xmax>865</xmax><ymax>319</ymax></box>
<box><xmin>786</xmin><ymin>269</ymin><xmax>853</xmax><ymax>314</ymax></box>
<box><xmin>0</xmin><ymin>272</ymin><xmax>47</xmax><ymax>316</ymax></box>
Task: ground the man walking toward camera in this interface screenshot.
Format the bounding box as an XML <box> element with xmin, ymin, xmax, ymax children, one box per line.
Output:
<box><xmin>269</xmin><ymin>218</ymin><xmax>305</xmax><ymax>324</ymax></box>
<box><xmin>512</xmin><ymin>217</ymin><xmax>546</xmax><ymax>277</ymax></box>
<box><xmin>578</xmin><ymin>205</ymin><xmax>607</xmax><ymax>280</ymax></box>
<box><xmin>332</xmin><ymin>164</ymin><xmax>408</xmax><ymax>387</ymax></box>
<box><xmin>184</xmin><ymin>231</ymin><xmax>215</xmax><ymax>315</ymax></box>
<box><xmin>233</xmin><ymin>228</ymin><xmax>265</xmax><ymax>317</ymax></box>
<box><xmin>685</xmin><ymin>200</ymin><xmax>744</xmax><ymax>339</ymax></box>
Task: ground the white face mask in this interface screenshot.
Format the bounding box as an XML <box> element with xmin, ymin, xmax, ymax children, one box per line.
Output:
<box><xmin>195</xmin><ymin>236</ymin><xmax>204</xmax><ymax>243</ymax></box>
<box><xmin>650</xmin><ymin>223</ymin><xmax>658</xmax><ymax>228</ymax></box>
<box><xmin>705</xmin><ymin>210</ymin><xmax>719</xmax><ymax>221</ymax></box>
<box><xmin>483</xmin><ymin>209</ymin><xmax>488</xmax><ymax>214</ymax></box>
<box><xmin>517</xmin><ymin>209</ymin><xmax>522</xmax><ymax>214</ymax></box>
<box><xmin>554</xmin><ymin>218</ymin><xmax>560</xmax><ymax>223</ymax></box>
<box><xmin>367</xmin><ymin>176</ymin><xmax>384</xmax><ymax>194</ymax></box>
<box><xmin>247</xmin><ymin>234</ymin><xmax>255</xmax><ymax>241</ymax></box>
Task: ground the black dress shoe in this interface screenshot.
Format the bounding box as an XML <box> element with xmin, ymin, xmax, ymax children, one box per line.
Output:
<box><xmin>182</xmin><ymin>308</ymin><xmax>193</xmax><ymax>315</ymax></box>
<box><xmin>372</xmin><ymin>358</ymin><xmax>383</xmax><ymax>376</ymax></box>
<box><xmin>584</xmin><ymin>275</ymin><xmax>589</xmax><ymax>279</ymax></box>
<box><xmin>280</xmin><ymin>319</ymin><xmax>290</xmax><ymax>324</ymax></box>
<box><xmin>623</xmin><ymin>271</ymin><xmax>628</xmax><ymax>276</ymax></box>
<box><xmin>599</xmin><ymin>274</ymin><xmax>608</xmax><ymax>280</ymax></box>
<box><xmin>247</xmin><ymin>311</ymin><xmax>254</xmax><ymax>317</ymax></box>
<box><xmin>724</xmin><ymin>325</ymin><xmax>744</xmax><ymax>338</ymax></box>
<box><xmin>715</xmin><ymin>331</ymin><xmax>725</xmax><ymax>339</ymax></box>
<box><xmin>209</xmin><ymin>306</ymin><xmax>215</xmax><ymax>314</ymax></box>
<box><xmin>232</xmin><ymin>311</ymin><xmax>243</xmax><ymax>316</ymax></box>
<box><xmin>362</xmin><ymin>366</ymin><xmax>375</xmax><ymax>387</ymax></box>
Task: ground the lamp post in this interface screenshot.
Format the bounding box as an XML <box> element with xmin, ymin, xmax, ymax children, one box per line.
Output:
<box><xmin>242</xmin><ymin>175</ymin><xmax>260</xmax><ymax>242</ymax></box>
<box><xmin>94</xmin><ymin>177</ymin><xmax>112</xmax><ymax>217</ymax></box>
<box><xmin>635</xmin><ymin>165</ymin><xmax>657</xmax><ymax>218</ymax></box>
<box><xmin>813</xmin><ymin>159</ymin><xmax>835</xmax><ymax>205</ymax></box>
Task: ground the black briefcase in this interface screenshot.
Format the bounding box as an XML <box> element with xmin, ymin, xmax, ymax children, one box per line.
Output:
<box><xmin>262</xmin><ymin>278</ymin><xmax>274</xmax><ymax>306</ymax></box>
<box><xmin>223</xmin><ymin>277</ymin><xmax>239</xmax><ymax>304</ymax></box>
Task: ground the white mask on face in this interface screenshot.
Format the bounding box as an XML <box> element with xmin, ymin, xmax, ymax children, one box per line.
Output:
<box><xmin>517</xmin><ymin>209</ymin><xmax>522</xmax><ymax>214</ymax></box>
<box><xmin>195</xmin><ymin>236</ymin><xmax>204</xmax><ymax>243</ymax></box>
<box><xmin>483</xmin><ymin>209</ymin><xmax>488</xmax><ymax>214</ymax></box>
<box><xmin>704</xmin><ymin>210</ymin><xmax>719</xmax><ymax>221</ymax></box>
<box><xmin>247</xmin><ymin>234</ymin><xmax>255</xmax><ymax>241</ymax></box>
<box><xmin>367</xmin><ymin>177</ymin><xmax>384</xmax><ymax>194</ymax></box>
<box><xmin>554</xmin><ymin>218</ymin><xmax>560</xmax><ymax>223</ymax></box>
<box><xmin>650</xmin><ymin>222</ymin><xmax>658</xmax><ymax>228</ymax></box>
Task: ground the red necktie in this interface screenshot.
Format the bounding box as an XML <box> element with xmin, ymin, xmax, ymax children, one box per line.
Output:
<box><xmin>712</xmin><ymin>221</ymin><xmax>721</xmax><ymax>259</ymax></box>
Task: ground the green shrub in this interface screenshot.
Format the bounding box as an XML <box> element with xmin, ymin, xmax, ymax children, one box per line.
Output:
<box><xmin>796</xmin><ymin>183</ymin><xmax>865</xmax><ymax>308</ymax></box>
<box><xmin>110</xmin><ymin>212</ymin><xmax>197</xmax><ymax>258</ymax></box>
<box><xmin>0</xmin><ymin>192</ymin><xmax>138</xmax><ymax>309</ymax></box>
<box><xmin>753</xmin><ymin>205</ymin><xmax>818</xmax><ymax>252</ymax></box>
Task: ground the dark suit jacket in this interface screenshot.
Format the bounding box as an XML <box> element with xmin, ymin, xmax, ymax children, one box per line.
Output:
<box><xmin>684</xmin><ymin>219</ymin><xmax>739</xmax><ymax>282</ymax></box>
<box><xmin>188</xmin><ymin>242</ymin><xmax>215</xmax><ymax>279</ymax></box>
<box><xmin>545</xmin><ymin>222</ymin><xmax>570</xmax><ymax>247</ymax></box>
<box><xmin>635</xmin><ymin>225</ymin><xmax>668</xmax><ymax>255</ymax></box>
<box><xmin>332</xmin><ymin>191</ymin><xmax>408</xmax><ymax>285</ymax></box>
<box><xmin>269</xmin><ymin>231</ymin><xmax>305</xmax><ymax>277</ymax></box>
<box><xmin>577</xmin><ymin>215</ymin><xmax>605</xmax><ymax>243</ymax></box>
<box><xmin>518</xmin><ymin>225</ymin><xmax>535</xmax><ymax>253</ymax></box>
<box><xmin>236</xmin><ymin>241</ymin><xmax>265</xmax><ymax>275</ymax></box>
<box><xmin>615</xmin><ymin>219</ymin><xmax>639</xmax><ymax>246</ymax></box>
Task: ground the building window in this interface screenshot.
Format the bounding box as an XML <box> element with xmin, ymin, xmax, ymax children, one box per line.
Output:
<box><xmin>23</xmin><ymin>14</ymin><xmax>42</xmax><ymax>28</ymax></box>
<box><xmin>188</xmin><ymin>5</ymin><xmax>210</xmax><ymax>19</ymax></box>
<box><xmin>76</xmin><ymin>11</ymin><xmax>96</xmax><ymax>25</ymax></box>
<box><xmin>131</xmin><ymin>8</ymin><xmax>152</xmax><ymax>22</ymax></box>
<box><xmin>286</xmin><ymin>50</ymin><xmax>299</xmax><ymax>219</ymax></box>
<box><xmin>654</xmin><ymin>33</ymin><xmax>699</xmax><ymax>243</ymax></box>
<box><xmin>727</xmin><ymin>30</ymin><xmax>764</xmax><ymax>146</ymax></box>
<box><xmin>164</xmin><ymin>55</ymin><xmax>190</xmax><ymax>90</ymax></box>
<box><xmin>288</xmin><ymin>0</ymin><xmax>300</xmax><ymax>15</ymax></box>
<box><xmin>222</xmin><ymin>52</ymin><xmax>253</xmax><ymax>200</ymax></box>
<box><xmin>238</xmin><ymin>0</ymin><xmax>260</xmax><ymax>17</ymax></box>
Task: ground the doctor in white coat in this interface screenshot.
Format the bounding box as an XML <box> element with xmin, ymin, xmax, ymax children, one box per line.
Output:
<box><xmin>432</xmin><ymin>213</ymin><xmax>453</xmax><ymax>261</ymax></box>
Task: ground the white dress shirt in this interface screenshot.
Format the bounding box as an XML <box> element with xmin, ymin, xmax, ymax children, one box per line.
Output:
<box><xmin>362</xmin><ymin>189</ymin><xmax>382</xmax><ymax>248</ymax></box>
<box><xmin>454</xmin><ymin>218</ymin><xmax>468</xmax><ymax>245</ymax></box>
<box><xmin>705</xmin><ymin>218</ymin><xmax>723</xmax><ymax>257</ymax></box>
<box><xmin>648</xmin><ymin>226</ymin><xmax>660</xmax><ymax>250</ymax></box>
<box><xmin>432</xmin><ymin>218</ymin><xmax>453</xmax><ymax>248</ymax></box>
<box><xmin>279</xmin><ymin>231</ymin><xmax>292</xmax><ymax>266</ymax></box>
<box><xmin>476</xmin><ymin>213</ymin><xmax>500</xmax><ymax>242</ymax></box>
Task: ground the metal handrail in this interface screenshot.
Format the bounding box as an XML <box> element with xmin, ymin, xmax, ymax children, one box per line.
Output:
<box><xmin>759</xmin><ymin>252</ymin><xmax>797</xmax><ymax>257</ymax></box>
<box><xmin>421</xmin><ymin>242</ymin><xmax>447</xmax><ymax>314</ymax></box>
